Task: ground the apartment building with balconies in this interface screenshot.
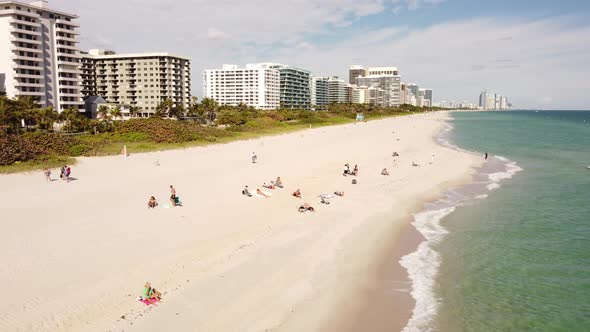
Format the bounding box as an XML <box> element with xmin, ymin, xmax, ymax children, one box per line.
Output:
<box><xmin>203</xmin><ymin>64</ymin><xmax>280</xmax><ymax>110</ymax></box>
<box><xmin>0</xmin><ymin>0</ymin><xmax>83</xmax><ymax>111</ymax></box>
<box><xmin>254</xmin><ymin>63</ymin><xmax>310</xmax><ymax>110</ymax></box>
<box><xmin>81</xmin><ymin>49</ymin><xmax>191</xmax><ymax>117</ymax></box>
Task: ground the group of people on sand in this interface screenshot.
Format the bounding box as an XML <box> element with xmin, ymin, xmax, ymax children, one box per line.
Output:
<box><xmin>147</xmin><ymin>185</ymin><xmax>181</xmax><ymax>209</ymax></box>
<box><xmin>43</xmin><ymin>166</ymin><xmax>72</xmax><ymax>183</ymax></box>
<box><xmin>243</xmin><ymin>176</ymin><xmax>283</xmax><ymax>198</ymax></box>
<box><xmin>343</xmin><ymin>163</ymin><xmax>358</xmax><ymax>176</ymax></box>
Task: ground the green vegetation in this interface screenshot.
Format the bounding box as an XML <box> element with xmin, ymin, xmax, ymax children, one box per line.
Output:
<box><xmin>0</xmin><ymin>94</ymin><xmax>446</xmax><ymax>173</ymax></box>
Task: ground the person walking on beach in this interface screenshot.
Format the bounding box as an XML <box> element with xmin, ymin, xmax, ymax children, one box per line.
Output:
<box><xmin>251</xmin><ymin>152</ymin><xmax>257</xmax><ymax>164</ymax></box>
<box><xmin>65</xmin><ymin>166</ymin><xmax>71</xmax><ymax>182</ymax></box>
<box><xmin>170</xmin><ymin>185</ymin><xmax>177</xmax><ymax>206</ymax></box>
<box><xmin>60</xmin><ymin>166</ymin><xmax>66</xmax><ymax>181</ymax></box>
<box><xmin>43</xmin><ymin>168</ymin><xmax>51</xmax><ymax>182</ymax></box>
<box><xmin>485</xmin><ymin>152</ymin><xmax>488</xmax><ymax>160</ymax></box>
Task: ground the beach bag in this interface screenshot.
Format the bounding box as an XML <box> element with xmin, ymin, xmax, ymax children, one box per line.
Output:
<box><xmin>352</xmin><ymin>179</ymin><xmax>357</xmax><ymax>184</ymax></box>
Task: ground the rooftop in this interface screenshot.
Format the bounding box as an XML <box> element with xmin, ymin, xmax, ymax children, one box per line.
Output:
<box><xmin>0</xmin><ymin>0</ymin><xmax>78</xmax><ymax>18</ymax></box>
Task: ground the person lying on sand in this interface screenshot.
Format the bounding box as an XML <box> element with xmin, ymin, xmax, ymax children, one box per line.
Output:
<box><xmin>257</xmin><ymin>189</ymin><xmax>270</xmax><ymax>198</ymax></box>
<box><xmin>381</xmin><ymin>168</ymin><xmax>390</xmax><ymax>176</ymax></box>
<box><xmin>334</xmin><ymin>191</ymin><xmax>344</xmax><ymax>197</ymax></box>
<box><xmin>242</xmin><ymin>186</ymin><xmax>252</xmax><ymax>197</ymax></box>
<box><xmin>148</xmin><ymin>196</ymin><xmax>158</xmax><ymax>208</ymax></box>
<box><xmin>142</xmin><ymin>282</ymin><xmax>162</xmax><ymax>300</ymax></box>
<box><xmin>412</xmin><ymin>161</ymin><xmax>419</xmax><ymax>167</ymax></box>
<box><xmin>292</xmin><ymin>189</ymin><xmax>302</xmax><ymax>198</ymax></box>
<box><xmin>298</xmin><ymin>202</ymin><xmax>315</xmax><ymax>213</ymax></box>
<box><xmin>263</xmin><ymin>182</ymin><xmax>275</xmax><ymax>190</ymax></box>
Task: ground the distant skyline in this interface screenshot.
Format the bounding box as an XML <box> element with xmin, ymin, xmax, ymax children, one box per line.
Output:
<box><xmin>49</xmin><ymin>0</ymin><xmax>590</xmax><ymax>109</ymax></box>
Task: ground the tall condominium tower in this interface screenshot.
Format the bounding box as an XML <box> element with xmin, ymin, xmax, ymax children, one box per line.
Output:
<box><xmin>255</xmin><ymin>63</ymin><xmax>310</xmax><ymax>109</ymax></box>
<box><xmin>310</xmin><ymin>76</ymin><xmax>329</xmax><ymax>109</ymax></box>
<box><xmin>203</xmin><ymin>64</ymin><xmax>280</xmax><ymax>110</ymax></box>
<box><xmin>356</xmin><ymin>66</ymin><xmax>401</xmax><ymax>107</ymax></box>
<box><xmin>327</xmin><ymin>76</ymin><xmax>346</xmax><ymax>104</ymax></box>
<box><xmin>349</xmin><ymin>65</ymin><xmax>366</xmax><ymax>85</ymax></box>
<box><xmin>81</xmin><ymin>49</ymin><xmax>191</xmax><ymax>116</ymax></box>
<box><xmin>0</xmin><ymin>0</ymin><xmax>83</xmax><ymax>111</ymax></box>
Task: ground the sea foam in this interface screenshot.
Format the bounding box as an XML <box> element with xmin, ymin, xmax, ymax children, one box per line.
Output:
<box><xmin>400</xmin><ymin>207</ymin><xmax>455</xmax><ymax>332</ymax></box>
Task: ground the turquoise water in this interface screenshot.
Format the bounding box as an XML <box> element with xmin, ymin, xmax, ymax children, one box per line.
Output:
<box><xmin>435</xmin><ymin>111</ymin><xmax>590</xmax><ymax>331</ymax></box>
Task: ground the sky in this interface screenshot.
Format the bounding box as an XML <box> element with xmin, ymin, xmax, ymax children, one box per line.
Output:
<box><xmin>51</xmin><ymin>0</ymin><xmax>590</xmax><ymax>109</ymax></box>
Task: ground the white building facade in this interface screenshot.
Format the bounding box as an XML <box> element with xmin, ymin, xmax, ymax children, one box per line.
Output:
<box><xmin>310</xmin><ymin>76</ymin><xmax>329</xmax><ymax>109</ymax></box>
<box><xmin>0</xmin><ymin>0</ymin><xmax>83</xmax><ymax>111</ymax></box>
<box><xmin>203</xmin><ymin>64</ymin><xmax>280</xmax><ymax>110</ymax></box>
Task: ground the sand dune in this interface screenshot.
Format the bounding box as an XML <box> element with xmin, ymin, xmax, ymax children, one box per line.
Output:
<box><xmin>0</xmin><ymin>112</ymin><xmax>481</xmax><ymax>331</ymax></box>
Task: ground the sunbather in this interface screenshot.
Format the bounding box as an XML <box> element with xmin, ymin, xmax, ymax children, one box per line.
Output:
<box><xmin>292</xmin><ymin>189</ymin><xmax>302</xmax><ymax>198</ymax></box>
<box><xmin>257</xmin><ymin>189</ymin><xmax>270</xmax><ymax>198</ymax></box>
<box><xmin>142</xmin><ymin>282</ymin><xmax>162</xmax><ymax>300</ymax></box>
<box><xmin>298</xmin><ymin>202</ymin><xmax>315</xmax><ymax>213</ymax></box>
<box><xmin>242</xmin><ymin>186</ymin><xmax>252</xmax><ymax>197</ymax></box>
<box><xmin>334</xmin><ymin>191</ymin><xmax>344</xmax><ymax>197</ymax></box>
<box><xmin>263</xmin><ymin>182</ymin><xmax>275</xmax><ymax>189</ymax></box>
<box><xmin>274</xmin><ymin>177</ymin><xmax>284</xmax><ymax>188</ymax></box>
<box><xmin>147</xmin><ymin>196</ymin><xmax>158</xmax><ymax>208</ymax></box>
<box><xmin>381</xmin><ymin>168</ymin><xmax>390</xmax><ymax>176</ymax></box>
<box><xmin>352</xmin><ymin>164</ymin><xmax>358</xmax><ymax>176</ymax></box>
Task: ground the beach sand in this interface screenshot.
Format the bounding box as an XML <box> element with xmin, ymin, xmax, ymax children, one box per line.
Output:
<box><xmin>0</xmin><ymin>112</ymin><xmax>481</xmax><ymax>331</ymax></box>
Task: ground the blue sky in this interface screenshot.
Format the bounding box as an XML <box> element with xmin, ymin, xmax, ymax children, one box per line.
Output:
<box><xmin>54</xmin><ymin>0</ymin><xmax>590</xmax><ymax>109</ymax></box>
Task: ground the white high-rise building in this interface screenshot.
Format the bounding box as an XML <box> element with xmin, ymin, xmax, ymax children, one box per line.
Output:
<box><xmin>310</xmin><ymin>76</ymin><xmax>329</xmax><ymax>109</ymax></box>
<box><xmin>327</xmin><ymin>76</ymin><xmax>346</xmax><ymax>104</ymax></box>
<box><xmin>203</xmin><ymin>64</ymin><xmax>280</xmax><ymax>110</ymax></box>
<box><xmin>0</xmin><ymin>0</ymin><xmax>83</xmax><ymax>111</ymax></box>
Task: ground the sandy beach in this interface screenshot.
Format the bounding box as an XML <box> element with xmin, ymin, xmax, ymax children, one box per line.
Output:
<box><xmin>0</xmin><ymin>112</ymin><xmax>481</xmax><ymax>332</ymax></box>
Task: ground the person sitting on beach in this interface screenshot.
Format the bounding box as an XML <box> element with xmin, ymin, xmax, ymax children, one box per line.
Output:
<box><xmin>352</xmin><ymin>164</ymin><xmax>358</xmax><ymax>176</ymax></box>
<box><xmin>381</xmin><ymin>168</ymin><xmax>389</xmax><ymax>176</ymax></box>
<box><xmin>257</xmin><ymin>189</ymin><xmax>270</xmax><ymax>198</ymax></box>
<box><xmin>292</xmin><ymin>189</ymin><xmax>301</xmax><ymax>198</ymax></box>
<box><xmin>334</xmin><ymin>191</ymin><xmax>344</xmax><ymax>197</ymax></box>
<box><xmin>263</xmin><ymin>182</ymin><xmax>275</xmax><ymax>190</ymax></box>
<box><xmin>170</xmin><ymin>185</ymin><xmax>177</xmax><ymax>206</ymax></box>
<box><xmin>142</xmin><ymin>282</ymin><xmax>162</xmax><ymax>300</ymax></box>
<box><xmin>274</xmin><ymin>177</ymin><xmax>284</xmax><ymax>188</ymax></box>
<box><xmin>242</xmin><ymin>186</ymin><xmax>252</xmax><ymax>197</ymax></box>
<box><xmin>298</xmin><ymin>202</ymin><xmax>315</xmax><ymax>213</ymax></box>
<box><xmin>148</xmin><ymin>196</ymin><xmax>158</xmax><ymax>208</ymax></box>
<box><xmin>343</xmin><ymin>163</ymin><xmax>350</xmax><ymax>176</ymax></box>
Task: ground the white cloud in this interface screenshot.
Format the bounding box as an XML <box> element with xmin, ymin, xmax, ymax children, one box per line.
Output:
<box><xmin>392</xmin><ymin>0</ymin><xmax>446</xmax><ymax>12</ymax></box>
<box><xmin>206</xmin><ymin>28</ymin><xmax>231</xmax><ymax>40</ymax></box>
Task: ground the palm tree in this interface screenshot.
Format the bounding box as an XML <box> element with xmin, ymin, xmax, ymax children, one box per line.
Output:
<box><xmin>129</xmin><ymin>105</ymin><xmax>139</xmax><ymax>118</ymax></box>
<box><xmin>155</xmin><ymin>99</ymin><xmax>173</xmax><ymax>118</ymax></box>
<box><xmin>38</xmin><ymin>106</ymin><xmax>58</xmax><ymax>131</ymax></box>
<box><xmin>200</xmin><ymin>97</ymin><xmax>219</xmax><ymax>125</ymax></box>
<box><xmin>109</xmin><ymin>106</ymin><xmax>122</xmax><ymax>120</ymax></box>
<box><xmin>98</xmin><ymin>104</ymin><xmax>110</xmax><ymax>120</ymax></box>
<box><xmin>0</xmin><ymin>96</ymin><xmax>19</xmax><ymax>133</ymax></box>
<box><xmin>16</xmin><ymin>95</ymin><xmax>40</xmax><ymax>128</ymax></box>
<box><xmin>59</xmin><ymin>107</ymin><xmax>83</xmax><ymax>132</ymax></box>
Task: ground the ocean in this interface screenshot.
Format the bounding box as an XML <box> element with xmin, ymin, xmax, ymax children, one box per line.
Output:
<box><xmin>401</xmin><ymin>111</ymin><xmax>590</xmax><ymax>331</ymax></box>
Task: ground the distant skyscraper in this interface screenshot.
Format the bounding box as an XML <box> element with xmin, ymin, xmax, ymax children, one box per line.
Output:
<box><xmin>349</xmin><ymin>65</ymin><xmax>366</xmax><ymax>85</ymax></box>
<box><xmin>356</xmin><ymin>66</ymin><xmax>401</xmax><ymax>107</ymax></box>
<box><xmin>424</xmin><ymin>89</ymin><xmax>433</xmax><ymax>106</ymax></box>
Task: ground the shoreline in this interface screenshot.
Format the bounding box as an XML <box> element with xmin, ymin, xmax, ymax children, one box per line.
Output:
<box><xmin>0</xmin><ymin>112</ymin><xmax>482</xmax><ymax>332</ymax></box>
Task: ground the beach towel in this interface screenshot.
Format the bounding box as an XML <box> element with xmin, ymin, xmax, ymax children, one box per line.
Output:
<box><xmin>137</xmin><ymin>297</ymin><xmax>159</xmax><ymax>305</ymax></box>
<box><xmin>261</xmin><ymin>190</ymin><xmax>273</xmax><ymax>196</ymax></box>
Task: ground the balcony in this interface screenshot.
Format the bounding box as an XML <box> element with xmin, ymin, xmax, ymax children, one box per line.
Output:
<box><xmin>14</xmin><ymin>82</ymin><xmax>44</xmax><ymax>88</ymax></box>
<box><xmin>14</xmin><ymin>72</ymin><xmax>42</xmax><ymax>79</ymax></box>
<box><xmin>12</xmin><ymin>63</ymin><xmax>42</xmax><ymax>71</ymax></box>
<box><xmin>13</xmin><ymin>54</ymin><xmax>42</xmax><ymax>62</ymax></box>
<box><xmin>57</xmin><ymin>59</ymin><xmax>81</xmax><ymax>66</ymax></box>
<box><xmin>59</xmin><ymin>68</ymin><xmax>82</xmax><ymax>74</ymax></box>
<box><xmin>55</xmin><ymin>27</ymin><xmax>79</xmax><ymax>35</ymax></box>
<box><xmin>10</xmin><ymin>35</ymin><xmax>41</xmax><ymax>44</ymax></box>
<box><xmin>55</xmin><ymin>19</ymin><xmax>80</xmax><ymax>28</ymax></box>
<box><xmin>11</xmin><ymin>45</ymin><xmax>42</xmax><ymax>54</ymax></box>
<box><xmin>9</xmin><ymin>25</ymin><xmax>41</xmax><ymax>36</ymax></box>
<box><xmin>15</xmin><ymin>90</ymin><xmax>44</xmax><ymax>96</ymax></box>
<box><xmin>55</xmin><ymin>34</ymin><xmax>77</xmax><ymax>43</ymax></box>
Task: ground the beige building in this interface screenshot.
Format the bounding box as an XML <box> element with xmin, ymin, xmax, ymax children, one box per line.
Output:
<box><xmin>81</xmin><ymin>49</ymin><xmax>191</xmax><ymax>117</ymax></box>
<box><xmin>0</xmin><ymin>0</ymin><xmax>83</xmax><ymax>111</ymax></box>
